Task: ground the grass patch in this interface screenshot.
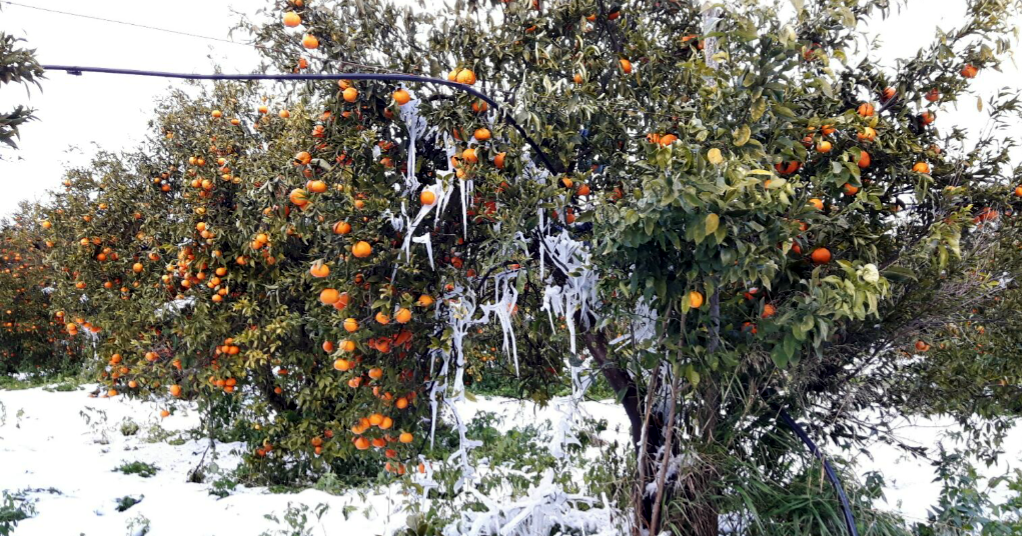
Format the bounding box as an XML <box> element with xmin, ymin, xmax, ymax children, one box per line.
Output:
<box><xmin>115</xmin><ymin>495</ymin><xmax>143</xmax><ymax>512</ymax></box>
<box><xmin>114</xmin><ymin>461</ymin><xmax>159</xmax><ymax>478</ymax></box>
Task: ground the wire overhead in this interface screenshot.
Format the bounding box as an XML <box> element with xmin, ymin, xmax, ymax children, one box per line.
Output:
<box><xmin>0</xmin><ymin>0</ymin><xmax>259</xmax><ymax>50</ymax></box>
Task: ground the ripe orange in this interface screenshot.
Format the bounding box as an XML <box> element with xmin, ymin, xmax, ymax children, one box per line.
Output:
<box><xmin>816</xmin><ymin>141</ymin><xmax>832</xmax><ymax>153</ymax></box>
<box><xmin>302</xmin><ymin>34</ymin><xmax>319</xmax><ymax>49</ymax></box>
<box><xmin>289</xmin><ymin>188</ymin><xmax>309</xmax><ymax>206</ymax></box>
<box><xmin>211</xmin><ymin>110</ymin><xmax>223</xmax><ymax>119</ymax></box>
<box><xmin>474</xmin><ymin>128</ymin><xmax>491</xmax><ymax>141</ymax></box>
<box><xmin>395</xmin><ymin>308</ymin><xmax>412</xmax><ymax>323</ymax></box>
<box><xmin>925</xmin><ymin>88</ymin><xmax>940</xmax><ymax>102</ymax></box>
<box><xmin>915</xmin><ymin>340</ymin><xmax>931</xmax><ymax>352</ymax></box>
<box><xmin>420</xmin><ymin>190</ymin><xmax>436</xmax><ymax>205</ymax></box>
<box><xmin>333</xmin><ymin>221</ymin><xmax>352</xmax><ymax>234</ymax></box>
<box><xmin>309</xmin><ymin>262</ymin><xmax>330</xmax><ymax>278</ymax></box>
<box><xmin>857</xmin><ymin>102</ymin><xmax>875</xmax><ymax>117</ymax></box>
<box><xmin>462</xmin><ymin>148</ymin><xmax>479</xmax><ymax>164</ymax></box>
<box><xmin>1014</xmin><ymin>186</ymin><xmax>1022</xmax><ymax>197</ymax></box>
<box><xmin>809</xmin><ymin>198</ymin><xmax>824</xmax><ymax>210</ymax></box>
<box><xmin>417</xmin><ymin>294</ymin><xmax>434</xmax><ymax>307</ymax></box>
<box><xmin>343</xmin><ymin>318</ymin><xmax>359</xmax><ymax>332</ymax></box>
<box><xmin>619</xmin><ymin>58</ymin><xmax>632</xmax><ymax>74</ymax></box>
<box><xmin>857</xmin><ymin>151</ymin><xmax>870</xmax><ymax>168</ymax></box>
<box><xmin>352</xmin><ymin>241</ymin><xmax>372</xmax><ymax>258</ymax></box>
<box><xmin>399</xmin><ymin>432</ymin><xmax>413</xmax><ymax>443</ymax></box>
<box><xmin>919</xmin><ymin>111</ymin><xmax>935</xmax><ymax>126</ymax></box>
<box><xmin>573</xmin><ymin>73</ymin><xmax>583</xmax><ymax>84</ymax></box>
<box><xmin>961</xmin><ymin>64</ymin><xmax>978</xmax><ymax>78</ymax></box>
<box><xmin>687</xmin><ymin>291</ymin><xmax>704</xmax><ymax>309</ymax></box>
<box><xmin>169</xmin><ymin>384</ymin><xmax>182</xmax><ymax>397</ymax></box>
<box><xmin>393</xmin><ymin>89</ymin><xmax>411</xmax><ymax>105</ymax></box>
<box><xmin>493</xmin><ymin>152</ymin><xmax>506</xmax><ymax>169</ymax></box>
<box><xmin>810</xmin><ymin>247</ymin><xmax>832</xmax><ymax>264</ymax></box>
<box><xmin>320</xmin><ymin>288</ymin><xmax>340</xmax><ymax>304</ymax></box>
<box><xmin>843</xmin><ymin>183</ymin><xmax>859</xmax><ymax>196</ymax></box>
<box><xmin>283</xmin><ymin>11</ymin><xmax>301</xmax><ymax>27</ymax></box>
<box><xmin>369</xmin><ymin>368</ymin><xmax>384</xmax><ymax>379</ymax></box>
<box><xmin>375</xmin><ymin>312</ymin><xmax>390</xmax><ymax>325</ymax></box>
<box><xmin>132</xmin><ymin>263</ymin><xmax>143</xmax><ymax>273</ymax></box>
<box><xmin>881</xmin><ymin>87</ymin><xmax>896</xmax><ymax>100</ymax></box>
<box><xmin>343</xmin><ymin>87</ymin><xmax>358</xmax><ymax>102</ymax></box>
<box><xmin>912</xmin><ymin>162</ymin><xmax>930</xmax><ymax>174</ymax></box>
<box><xmin>455</xmin><ymin>68</ymin><xmax>477</xmax><ymax>85</ymax></box>
<box><xmin>761</xmin><ymin>304</ymin><xmax>777</xmax><ymax>319</ymax></box>
<box><xmin>279</xmin><ymin>109</ymin><xmax>290</xmax><ymax>119</ymax></box>
<box><xmin>857</xmin><ymin>127</ymin><xmax>877</xmax><ymax>142</ymax></box>
<box><xmin>333</xmin><ymin>358</ymin><xmax>351</xmax><ymax>371</ymax></box>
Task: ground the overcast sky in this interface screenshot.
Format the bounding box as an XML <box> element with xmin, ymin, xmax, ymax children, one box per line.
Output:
<box><xmin>0</xmin><ymin>0</ymin><xmax>1019</xmax><ymax>218</ymax></box>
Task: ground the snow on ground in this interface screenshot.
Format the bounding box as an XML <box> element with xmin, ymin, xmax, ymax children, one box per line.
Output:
<box><xmin>0</xmin><ymin>384</ymin><xmax>412</xmax><ymax>536</ymax></box>
<box><xmin>1</xmin><ymin>383</ymin><xmax>1019</xmax><ymax>535</ymax></box>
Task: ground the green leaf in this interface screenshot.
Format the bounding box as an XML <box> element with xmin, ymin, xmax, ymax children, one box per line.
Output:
<box><xmin>750</xmin><ymin>97</ymin><xmax>767</xmax><ymax>121</ymax></box>
<box><xmin>881</xmin><ymin>266</ymin><xmax>916</xmax><ymax>282</ymax></box>
<box><xmin>733</xmin><ymin>124</ymin><xmax>751</xmax><ymax>147</ymax></box>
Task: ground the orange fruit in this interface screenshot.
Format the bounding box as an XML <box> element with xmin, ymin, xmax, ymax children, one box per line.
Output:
<box><xmin>394</xmin><ymin>308</ymin><xmax>412</xmax><ymax>324</ymax></box>
<box><xmin>857</xmin><ymin>102</ymin><xmax>875</xmax><ymax>117</ymax></box>
<box><xmin>375</xmin><ymin>312</ymin><xmax>390</xmax><ymax>325</ymax></box>
<box><xmin>169</xmin><ymin>384</ymin><xmax>182</xmax><ymax>397</ymax></box>
<box><xmin>340</xmin><ymin>340</ymin><xmax>356</xmax><ymax>352</ymax></box>
<box><xmin>333</xmin><ymin>358</ymin><xmax>351</xmax><ymax>371</ymax></box>
<box><xmin>420</xmin><ymin>190</ymin><xmax>436</xmax><ymax>205</ymax></box>
<box><xmin>462</xmin><ymin>148</ymin><xmax>479</xmax><ymax>164</ymax></box>
<box><xmin>494</xmin><ymin>152</ymin><xmax>506</xmax><ymax>169</ymax></box>
<box><xmin>455</xmin><ymin>68</ymin><xmax>477</xmax><ymax>85</ymax></box>
<box><xmin>343</xmin><ymin>318</ymin><xmax>359</xmax><ymax>332</ymax></box>
<box><xmin>302</xmin><ymin>34</ymin><xmax>319</xmax><ymax>49</ymax></box>
<box><xmin>1014</xmin><ymin>186</ymin><xmax>1022</xmax><ymax>197</ymax></box>
<box><xmin>919</xmin><ymin>111</ymin><xmax>935</xmax><ymax>126</ymax></box>
<box><xmin>283</xmin><ymin>11</ymin><xmax>301</xmax><ymax>27</ymax></box>
<box><xmin>912</xmin><ymin>162</ymin><xmax>930</xmax><ymax>174</ymax></box>
<box><xmin>352</xmin><ymin>241</ymin><xmax>372</xmax><ymax>258</ymax></box>
<box><xmin>416</xmin><ymin>294</ymin><xmax>434</xmax><ymax>307</ymax></box>
<box><xmin>687</xmin><ymin>291</ymin><xmax>704</xmax><ymax>309</ymax></box>
<box><xmin>925</xmin><ymin>88</ymin><xmax>940</xmax><ymax>102</ymax></box>
<box><xmin>289</xmin><ymin>188</ymin><xmax>309</xmax><ymax>206</ymax></box>
<box><xmin>857</xmin><ymin>127</ymin><xmax>877</xmax><ymax>142</ymax></box>
<box><xmin>961</xmin><ymin>64</ymin><xmax>978</xmax><ymax>78</ymax></box>
<box><xmin>809</xmin><ymin>198</ymin><xmax>824</xmax><ymax>211</ymax></box>
<box><xmin>343</xmin><ymin>87</ymin><xmax>358</xmax><ymax>103</ymax></box>
<box><xmin>619</xmin><ymin>58</ymin><xmax>632</xmax><ymax>74</ymax></box>
<box><xmin>810</xmin><ymin>247</ymin><xmax>832</xmax><ymax>264</ymax></box>
<box><xmin>915</xmin><ymin>340</ymin><xmax>930</xmax><ymax>352</ymax></box>
<box><xmin>393</xmin><ymin>89</ymin><xmax>411</xmax><ymax>105</ymax></box>
<box><xmin>857</xmin><ymin>151</ymin><xmax>870</xmax><ymax>168</ymax></box>
<box><xmin>333</xmin><ymin>221</ymin><xmax>352</xmax><ymax>235</ymax></box>
<box><xmin>369</xmin><ymin>368</ymin><xmax>383</xmax><ymax>379</ymax></box>
<box><xmin>843</xmin><ymin>183</ymin><xmax>859</xmax><ymax>196</ymax></box>
<box><xmin>761</xmin><ymin>304</ymin><xmax>777</xmax><ymax>319</ymax></box>
<box><xmin>816</xmin><ymin>141</ymin><xmax>832</xmax><ymax>153</ymax></box>
<box><xmin>320</xmin><ymin>288</ymin><xmax>340</xmax><ymax>304</ymax></box>
<box><xmin>399</xmin><ymin>432</ymin><xmax>413</xmax><ymax>443</ymax></box>
<box><xmin>474</xmin><ymin>128</ymin><xmax>491</xmax><ymax>141</ymax></box>
<box><xmin>309</xmin><ymin>262</ymin><xmax>330</xmax><ymax>278</ymax></box>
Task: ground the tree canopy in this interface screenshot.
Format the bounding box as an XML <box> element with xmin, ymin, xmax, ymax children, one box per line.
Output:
<box><xmin>4</xmin><ymin>0</ymin><xmax>1022</xmax><ymax>534</ymax></box>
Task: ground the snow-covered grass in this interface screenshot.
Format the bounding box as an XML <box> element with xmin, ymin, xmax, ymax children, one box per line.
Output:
<box><xmin>2</xmin><ymin>382</ymin><xmax>1018</xmax><ymax>535</ymax></box>
<box><xmin>0</xmin><ymin>384</ymin><xmax>413</xmax><ymax>536</ymax></box>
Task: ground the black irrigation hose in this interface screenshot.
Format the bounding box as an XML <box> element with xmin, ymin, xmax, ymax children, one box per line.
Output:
<box><xmin>40</xmin><ymin>65</ymin><xmax>562</xmax><ymax>176</ymax></box>
<box><xmin>779</xmin><ymin>409</ymin><xmax>860</xmax><ymax>536</ymax></box>
<box><xmin>42</xmin><ymin>64</ymin><xmax>860</xmax><ymax>536</ymax></box>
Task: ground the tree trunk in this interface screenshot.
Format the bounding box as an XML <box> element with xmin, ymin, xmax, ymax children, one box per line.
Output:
<box><xmin>584</xmin><ymin>331</ymin><xmax>719</xmax><ymax>536</ymax></box>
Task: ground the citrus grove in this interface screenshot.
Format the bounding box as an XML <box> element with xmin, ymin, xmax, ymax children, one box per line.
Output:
<box><xmin>4</xmin><ymin>0</ymin><xmax>1022</xmax><ymax>534</ymax></box>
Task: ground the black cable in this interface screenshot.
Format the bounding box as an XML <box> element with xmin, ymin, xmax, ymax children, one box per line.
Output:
<box><xmin>40</xmin><ymin>65</ymin><xmax>561</xmax><ymax>176</ymax></box>
<box><xmin>779</xmin><ymin>409</ymin><xmax>860</xmax><ymax>536</ymax></box>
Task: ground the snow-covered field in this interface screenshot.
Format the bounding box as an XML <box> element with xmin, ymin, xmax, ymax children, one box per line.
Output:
<box><xmin>1</xmin><ymin>383</ymin><xmax>1018</xmax><ymax>535</ymax></box>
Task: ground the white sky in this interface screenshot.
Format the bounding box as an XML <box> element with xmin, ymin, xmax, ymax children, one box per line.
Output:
<box><xmin>0</xmin><ymin>0</ymin><xmax>1019</xmax><ymax>218</ymax></box>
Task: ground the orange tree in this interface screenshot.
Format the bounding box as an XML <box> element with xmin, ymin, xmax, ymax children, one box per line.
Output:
<box><xmin>0</xmin><ymin>202</ymin><xmax>81</xmax><ymax>374</ymax></box>
<box><xmin>21</xmin><ymin>0</ymin><xmax>1022</xmax><ymax>533</ymax></box>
